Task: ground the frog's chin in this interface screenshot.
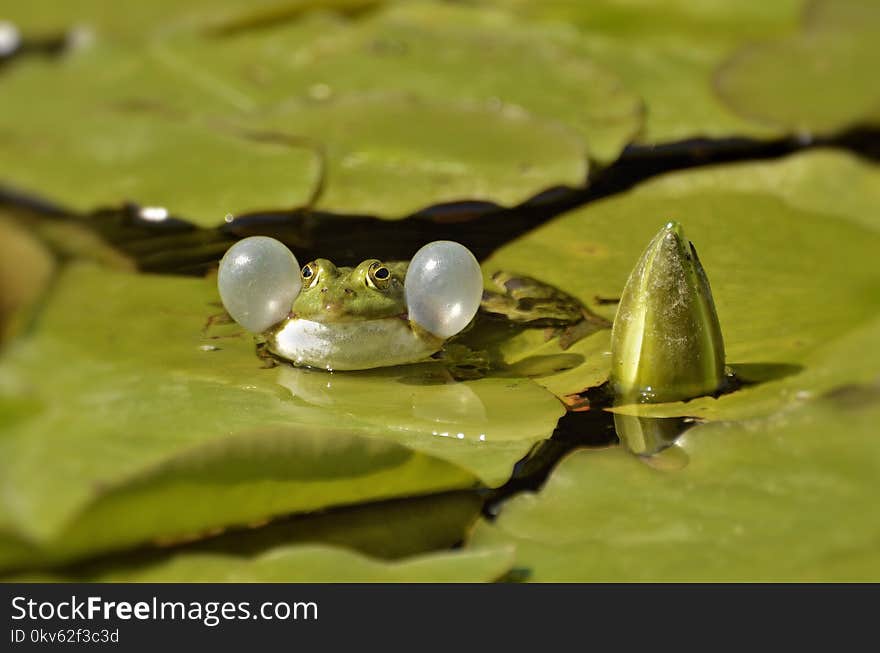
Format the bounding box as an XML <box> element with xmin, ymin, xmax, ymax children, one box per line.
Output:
<box><xmin>267</xmin><ymin>317</ymin><xmax>444</xmax><ymax>371</ymax></box>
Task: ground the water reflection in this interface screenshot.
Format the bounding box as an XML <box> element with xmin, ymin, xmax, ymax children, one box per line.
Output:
<box><xmin>613</xmin><ymin>412</ymin><xmax>694</xmax><ymax>470</ymax></box>
<box><xmin>276</xmin><ymin>363</ymin><xmax>503</xmax><ymax>440</ymax></box>
<box><xmin>613</xmin><ymin>413</ymin><xmax>692</xmax><ymax>456</ymax></box>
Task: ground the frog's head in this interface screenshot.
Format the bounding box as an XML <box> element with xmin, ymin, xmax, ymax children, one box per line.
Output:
<box><xmin>217</xmin><ymin>237</ymin><xmax>484</xmax><ymax>340</ymax></box>
<box><xmin>292</xmin><ymin>258</ymin><xmax>408</xmax><ymax>322</ymax></box>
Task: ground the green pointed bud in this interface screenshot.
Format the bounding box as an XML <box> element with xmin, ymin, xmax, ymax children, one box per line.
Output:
<box><xmin>610</xmin><ymin>221</ymin><xmax>725</xmax><ymax>405</ymax></box>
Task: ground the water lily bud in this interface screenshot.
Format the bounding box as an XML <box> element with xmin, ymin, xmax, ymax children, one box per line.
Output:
<box><xmin>610</xmin><ymin>221</ymin><xmax>725</xmax><ymax>404</ymax></box>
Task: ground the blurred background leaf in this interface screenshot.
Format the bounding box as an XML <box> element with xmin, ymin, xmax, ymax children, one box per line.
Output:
<box><xmin>716</xmin><ymin>0</ymin><xmax>880</xmax><ymax>135</ymax></box>
<box><xmin>0</xmin><ymin>2</ymin><xmax>645</xmax><ymax>222</ymax></box>
<box><xmin>475</xmin><ymin>0</ymin><xmax>805</xmax><ymax>143</ymax></box>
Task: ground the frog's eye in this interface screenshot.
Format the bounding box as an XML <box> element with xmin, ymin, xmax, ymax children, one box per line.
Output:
<box><xmin>217</xmin><ymin>236</ymin><xmax>302</xmax><ymax>333</ymax></box>
<box><xmin>405</xmin><ymin>241</ymin><xmax>483</xmax><ymax>338</ymax></box>
<box><xmin>368</xmin><ymin>262</ymin><xmax>392</xmax><ymax>288</ymax></box>
<box><xmin>301</xmin><ymin>262</ymin><xmax>319</xmax><ymax>287</ymax></box>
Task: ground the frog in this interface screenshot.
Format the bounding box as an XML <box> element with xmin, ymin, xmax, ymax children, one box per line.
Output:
<box><xmin>264</xmin><ymin>258</ymin><xmax>442</xmax><ymax>371</ymax></box>
<box><xmin>216</xmin><ymin>237</ymin><xmax>610</xmax><ymax>374</ymax></box>
<box><xmin>261</xmin><ymin>263</ymin><xmax>608</xmax><ymax>373</ymax></box>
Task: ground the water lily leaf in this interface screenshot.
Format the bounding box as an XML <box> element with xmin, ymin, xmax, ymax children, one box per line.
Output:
<box><xmin>257</xmin><ymin>93</ymin><xmax>589</xmax><ymax>218</ymax></box>
<box><xmin>0</xmin><ymin>2</ymin><xmax>642</xmax><ymax>222</ymax></box>
<box><xmin>0</xmin><ymin>265</ymin><xmax>474</xmax><ymax>571</ymax></box>
<box><xmin>0</xmin><ymin>49</ymin><xmax>322</xmax><ymax>225</ymax></box>
<box><xmin>476</xmin><ymin>0</ymin><xmax>803</xmax><ymax>144</ymax></box>
<box><xmin>11</xmin><ymin>543</ymin><xmax>516</xmax><ymax>583</ymax></box>
<box><xmin>470</xmin><ymin>398</ymin><xmax>880</xmax><ymax>581</ymax></box>
<box><xmin>464</xmin><ymin>321</ymin><xmax>614</xmax><ymax>401</ymax></box>
<box><xmin>275</xmin><ymin>363</ymin><xmax>564</xmax><ymax>487</ymax></box>
<box><xmin>0</xmin><ymin>262</ymin><xmax>565</xmax><ymax>571</ymax></box>
<box><xmin>170</xmin><ymin>2</ymin><xmax>641</xmax><ymax>167</ymax></box>
<box><xmin>161</xmin><ymin>491</ymin><xmax>484</xmax><ymax>561</ymax></box>
<box><xmin>635</xmin><ymin>147</ymin><xmax>880</xmax><ymax>232</ymax></box>
<box><xmin>483</xmin><ymin>150</ymin><xmax>880</xmax><ymax>418</ymax></box>
<box><xmin>4</xmin><ymin>492</ymin><xmax>484</xmax><ymax>579</ymax></box>
<box><xmin>716</xmin><ymin>0</ymin><xmax>880</xmax><ymax>135</ymax></box>
<box><xmin>484</xmin><ymin>0</ymin><xmax>802</xmax><ymax>43</ymax></box>
<box><xmin>0</xmin><ymin>0</ymin><xmax>379</xmax><ymax>42</ymax></box>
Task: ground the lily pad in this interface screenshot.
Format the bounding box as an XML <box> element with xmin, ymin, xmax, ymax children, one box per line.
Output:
<box><xmin>0</xmin><ymin>48</ymin><xmax>322</xmax><ymax>225</ymax></box>
<box><xmin>477</xmin><ymin>0</ymin><xmax>804</xmax><ymax>144</ymax></box>
<box><xmin>275</xmin><ymin>363</ymin><xmax>564</xmax><ymax>487</ymax></box>
<box><xmin>464</xmin><ymin>319</ymin><xmax>614</xmax><ymax>401</ymax></box>
<box><xmin>0</xmin><ymin>0</ymin><xmax>379</xmax><ymax>42</ymax></box>
<box><xmin>469</xmin><ymin>397</ymin><xmax>880</xmax><ymax>581</ymax></box>
<box><xmin>9</xmin><ymin>543</ymin><xmax>516</xmax><ymax>583</ymax></box>
<box><xmin>484</xmin><ymin>0</ymin><xmax>802</xmax><ymax>43</ymax></box>
<box><xmin>170</xmin><ymin>2</ymin><xmax>641</xmax><ymax>167</ymax></box>
<box><xmin>257</xmin><ymin>92</ymin><xmax>589</xmax><ymax>218</ymax></box>
<box><xmin>156</xmin><ymin>491</ymin><xmax>485</xmax><ymax>561</ymax></box>
<box><xmin>0</xmin><ymin>2</ymin><xmax>642</xmax><ymax>222</ymax></box>
<box><xmin>716</xmin><ymin>0</ymin><xmax>880</xmax><ymax>135</ymax></box>
<box><xmin>0</xmin><ymin>262</ymin><xmax>566</xmax><ymax>571</ymax></box>
<box><xmin>482</xmin><ymin>149</ymin><xmax>880</xmax><ymax>419</ymax></box>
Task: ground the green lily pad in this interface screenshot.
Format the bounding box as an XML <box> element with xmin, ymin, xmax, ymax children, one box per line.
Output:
<box><xmin>715</xmin><ymin>0</ymin><xmax>880</xmax><ymax>135</ymax></box>
<box><xmin>469</xmin><ymin>396</ymin><xmax>880</xmax><ymax>581</ymax></box>
<box><xmin>0</xmin><ymin>264</ymin><xmax>473</xmax><ymax>570</ymax></box>
<box><xmin>0</xmin><ymin>402</ymin><xmax>477</xmax><ymax>573</ymax></box>
<box><xmin>0</xmin><ymin>49</ymin><xmax>322</xmax><ymax>225</ymax></box>
<box><xmin>632</xmin><ymin>146</ymin><xmax>880</xmax><ymax>231</ymax></box>
<box><xmin>476</xmin><ymin>0</ymin><xmax>804</xmax><ymax>144</ymax></box>
<box><xmin>170</xmin><ymin>2</ymin><xmax>641</xmax><ymax>167</ymax></box>
<box><xmin>256</xmin><ymin>92</ymin><xmax>589</xmax><ymax>218</ymax></box>
<box><xmin>0</xmin><ymin>0</ymin><xmax>380</xmax><ymax>42</ymax></box>
<box><xmin>484</xmin><ymin>0</ymin><xmax>803</xmax><ymax>43</ymax></box>
<box><xmin>2</xmin><ymin>490</ymin><xmax>484</xmax><ymax>576</ymax></box>
<box><xmin>464</xmin><ymin>320</ymin><xmax>614</xmax><ymax>402</ymax></box>
<box><xmin>9</xmin><ymin>543</ymin><xmax>516</xmax><ymax>583</ymax></box>
<box><xmin>275</xmin><ymin>364</ymin><xmax>564</xmax><ymax>487</ymax></box>
<box><xmin>0</xmin><ymin>2</ymin><xmax>642</xmax><ymax>222</ymax></box>
<box><xmin>483</xmin><ymin>149</ymin><xmax>880</xmax><ymax>418</ymax></box>
<box><xmin>156</xmin><ymin>491</ymin><xmax>485</xmax><ymax>562</ymax></box>
<box><xmin>0</xmin><ymin>262</ymin><xmax>566</xmax><ymax>571</ymax></box>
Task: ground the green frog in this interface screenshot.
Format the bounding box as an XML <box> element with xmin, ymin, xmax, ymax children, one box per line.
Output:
<box><xmin>217</xmin><ymin>238</ymin><xmax>609</xmax><ymax>373</ymax></box>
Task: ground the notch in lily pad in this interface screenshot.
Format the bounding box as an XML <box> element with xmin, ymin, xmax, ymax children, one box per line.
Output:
<box><xmin>609</xmin><ymin>222</ymin><xmax>725</xmax><ymax>456</ymax></box>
